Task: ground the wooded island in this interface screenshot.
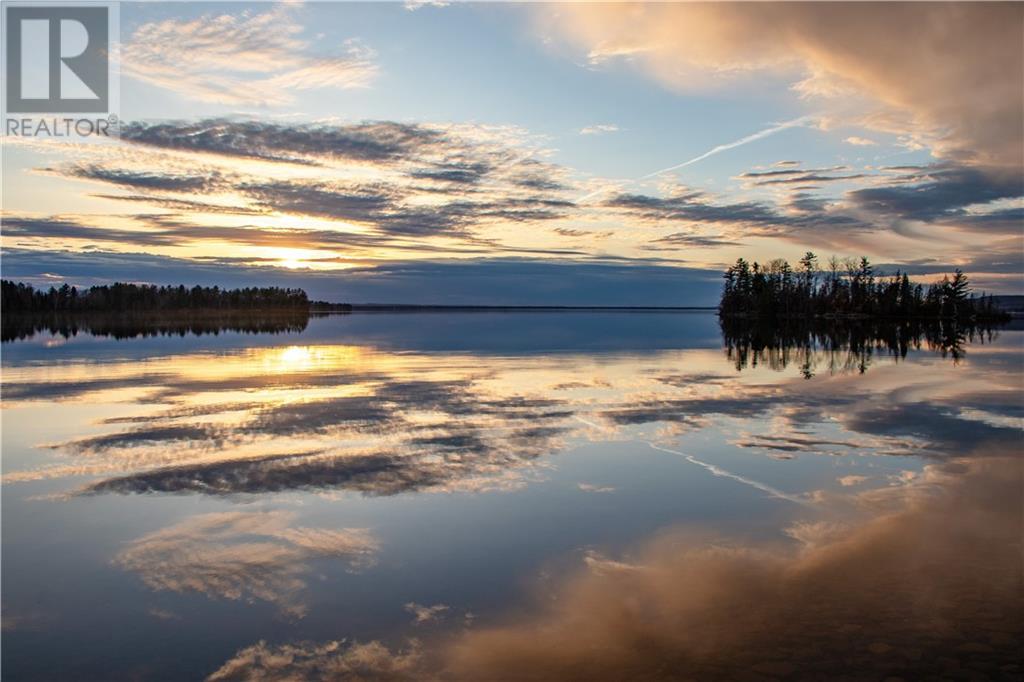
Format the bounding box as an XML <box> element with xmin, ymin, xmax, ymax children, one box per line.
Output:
<box><xmin>719</xmin><ymin>253</ymin><xmax>1008</xmax><ymax>322</ymax></box>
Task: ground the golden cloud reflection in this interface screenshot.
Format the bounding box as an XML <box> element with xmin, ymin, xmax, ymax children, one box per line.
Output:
<box><xmin>2</xmin><ymin>321</ymin><xmax>1021</xmax><ymax>680</ymax></box>
<box><xmin>208</xmin><ymin>454</ymin><xmax>1023</xmax><ymax>680</ymax></box>
<box><xmin>1</xmin><ymin>338</ymin><xmax>1020</xmax><ymax>501</ymax></box>
<box><xmin>115</xmin><ymin>510</ymin><xmax>378</xmax><ymax>619</ymax></box>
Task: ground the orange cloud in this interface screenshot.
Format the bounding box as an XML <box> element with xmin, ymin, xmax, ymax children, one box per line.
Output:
<box><xmin>206</xmin><ymin>454</ymin><xmax>1022</xmax><ymax>679</ymax></box>
<box><xmin>445</xmin><ymin>455</ymin><xmax>1022</xmax><ymax>679</ymax></box>
<box><xmin>538</xmin><ymin>3</ymin><xmax>1024</xmax><ymax>167</ymax></box>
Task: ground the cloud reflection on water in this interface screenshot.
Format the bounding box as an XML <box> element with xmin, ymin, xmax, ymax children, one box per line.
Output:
<box><xmin>115</xmin><ymin>510</ymin><xmax>378</xmax><ymax>618</ymax></box>
<box><xmin>208</xmin><ymin>453</ymin><xmax>1023</xmax><ymax>680</ymax></box>
<box><xmin>1</xmin><ymin>317</ymin><xmax>1021</xmax><ymax>680</ymax></box>
<box><xmin>1</xmin><ymin>335</ymin><xmax>1020</xmax><ymax>499</ymax></box>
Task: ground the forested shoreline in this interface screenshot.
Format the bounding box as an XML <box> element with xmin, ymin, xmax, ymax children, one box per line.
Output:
<box><xmin>1</xmin><ymin>281</ymin><xmax>311</xmax><ymax>314</ymax></box>
<box><xmin>719</xmin><ymin>253</ymin><xmax>1009</xmax><ymax>322</ymax></box>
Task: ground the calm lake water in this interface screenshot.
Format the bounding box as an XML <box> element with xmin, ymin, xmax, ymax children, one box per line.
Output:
<box><xmin>2</xmin><ymin>312</ymin><xmax>1021</xmax><ymax>681</ymax></box>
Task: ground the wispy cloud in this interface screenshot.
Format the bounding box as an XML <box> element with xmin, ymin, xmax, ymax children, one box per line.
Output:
<box><xmin>640</xmin><ymin>116</ymin><xmax>816</xmax><ymax>180</ymax></box>
<box><xmin>208</xmin><ymin>640</ymin><xmax>423</xmax><ymax>681</ymax></box>
<box><xmin>404</xmin><ymin>0</ymin><xmax>450</xmax><ymax>10</ymax></box>
<box><xmin>116</xmin><ymin>511</ymin><xmax>378</xmax><ymax>618</ymax></box>
<box><xmin>577</xmin><ymin>116</ymin><xmax>816</xmax><ymax>202</ymax></box>
<box><xmin>8</xmin><ymin>111</ymin><xmax>1022</xmax><ymax>287</ymax></box>
<box><xmin>648</xmin><ymin>442</ymin><xmax>809</xmax><ymax>505</ymax></box>
<box><xmin>122</xmin><ymin>6</ymin><xmax>377</xmax><ymax>106</ymax></box>
<box><xmin>844</xmin><ymin>136</ymin><xmax>877</xmax><ymax>146</ymax></box>
<box><xmin>577</xmin><ymin>483</ymin><xmax>615</xmax><ymax>494</ymax></box>
<box><xmin>405</xmin><ymin>602</ymin><xmax>450</xmax><ymax>624</ymax></box>
<box><xmin>579</xmin><ymin>124</ymin><xmax>619</xmax><ymax>136</ymax></box>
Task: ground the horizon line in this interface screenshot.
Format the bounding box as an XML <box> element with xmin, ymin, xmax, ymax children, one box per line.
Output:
<box><xmin>315</xmin><ymin>304</ymin><xmax>719</xmax><ymax>311</ymax></box>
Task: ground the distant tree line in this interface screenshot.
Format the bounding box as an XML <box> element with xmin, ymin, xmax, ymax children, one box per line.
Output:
<box><xmin>719</xmin><ymin>253</ymin><xmax>1008</xmax><ymax>321</ymax></box>
<box><xmin>310</xmin><ymin>300</ymin><xmax>354</xmax><ymax>312</ymax></box>
<box><xmin>2</xmin><ymin>281</ymin><xmax>310</xmax><ymax>314</ymax></box>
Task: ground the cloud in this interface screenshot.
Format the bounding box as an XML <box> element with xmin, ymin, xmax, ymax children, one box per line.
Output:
<box><xmin>604</xmin><ymin>158</ymin><xmax>1022</xmax><ymax>252</ymax></box>
<box><xmin>444</xmin><ymin>455</ymin><xmax>1021</xmax><ymax>679</ymax></box>
<box><xmin>838</xmin><ymin>475</ymin><xmax>868</xmax><ymax>487</ymax></box>
<box><xmin>147</xmin><ymin>608</ymin><xmax>181</xmax><ymax>622</ymax></box>
<box><xmin>237</xmin><ymin>180</ymin><xmax>571</xmax><ymax>237</ymax></box>
<box><xmin>604</xmin><ymin>189</ymin><xmax>781</xmax><ymax>228</ymax></box>
<box><xmin>405</xmin><ymin>0</ymin><xmax>450</xmax><ymax>10</ymax></box>
<box><xmin>579</xmin><ymin>124</ymin><xmax>619</xmax><ymax>136</ymax></box>
<box><xmin>207</xmin><ymin>639</ymin><xmax>423</xmax><ymax>682</ymax></box>
<box><xmin>78</xmin><ymin>407</ymin><xmax>568</xmax><ymax>496</ymax></box>
<box><xmin>122</xmin><ymin>7</ymin><xmax>377</xmax><ymax>106</ymax></box>
<box><xmin>115</xmin><ymin>118</ymin><xmax>572</xmax><ymax>202</ymax></box>
<box><xmin>945</xmin><ymin>208</ymin><xmax>1024</xmax><ymax>236</ymax></box>
<box><xmin>735</xmin><ymin>164</ymin><xmax>873</xmax><ymax>187</ymax></box>
<box><xmin>552</xmin><ymin>4</ymin><xmax>1024</xmax><ymax>166</ymax></box>
<box><xmin>601</xmin><ymin>370</ymin><xmax>1023</xmax><ymax>462</ymax></box>
<box><xmin>71</xmin><ymin>118</ymin><xmax>580</xmax><ymax>246</ymax></box>
<box><xmin>732</xmin><ymin>433</ymin><xmax>856</xmax><ymax>455</ymax></box>
<box><xmin>80</xmin><ymin>445</ymin><xmax>542</xmax><ymax>498</ymax></box>
<box><xmin>841</xmin><ymin>402</ymin><xmax>1022</xmax><ymax>457</ymax></box>
<box><xmin>59</xmin><ymin>424</ymin><xmax>220</xmax><ymax>454</ymax></box>
<box><xmin>750</xmin><ymin>172</ymin><xmax>870</xmax><ymax>186</ymax></box>
<box><xmin>781</xmin><ymin>520</ymin><xmax>848</xmax><ymax>549</ymax></box>
<box><xmin>1</xmin><ymin>216</ymin><xmax>180</xmax><ymax>247</ymax></box>
<box><xmin>738</xmin><ymin>165</ymin><xmax>848</xmax><ymax>179</ymax></box>
<box><xmin>876</xmin><ymin>246</ymin><xmax>1024</xmax><ymax>282</ymax></box>
<box><xmin>63</xmin><ymin>165</ymin><xmax>223</xmax><ymax>193</ymax></box>
<box><xmin>649</xmin><ymin>441</ymin><xmax>809</xmax><ymax>505</ymax></box>
<box><xmin>644</xmin><ymin>232</ymin><xmax>740</xmax><ymax>250</ymax></box>
<box><xmin>578</xmin><ymin>116</ymin><xmax>815</xmax><ymax>202</ymax></box>
<box><xmin>577</xmin><ymin>483</ymin><xmax>615</xmax><ymax>494</ymax></box>
<box><xmin>47</xmin><ymin>371</ymin><xmax>575</xmax><ymax>498</ymax></box>
<box><xmin>119</xmin><ymin>119</ymin><xmax>445</xmax><ymax>166</ymax></box>
<box><xmin>603</xmin><ymin>186</ymin><xmax>867</xmax><ymax>244</ymax></box>
<box><xmin>2</xmin><ymin>212</ymin><xmax>591</xmax><ymax>258</ymax></box>
<box><xmin>208</xmin><ymin>454</ymin><xmax>1022</xmax><ymax>679</ymax></box>
<box><xmin>20</xmin><ymin>114</ymin><xmax>1021</xmax><ymax>285</ymax></box>
<box><xmin>309</xmin><ymin>259</ymin><xmax>723</xmax><ymax>306</ymax></box>
<box><xmin>0</xmin><ymin>248</ymin><xmax>726</xmax><ymax>305</ymax></box>
<box><xmin>537</xmin><ymin>3</ymin><xmax>1024</xmax><ymax>166</ymax></box>
<box><xmin>89</xmin><ymin>194</ymin><xmax>264</xmax><ymax>216</ymax></box>
<box><xmin>115</xmin><ymin>511</ymin><xmax>378</xmax><ymax>618</ymax></box>
<box><xmin>844</xmin><ymin>136</ymin><xmax>877</xmax><ymax>146</ymax></box>
<box><xmin>642</xmin><ymin>116</ymin><xmax>816</xmax><ymax>179</ymax></box>
<box><xmin>848</xmin><ymin>163</ymin><xmax>1024</xmax><ymax>224</ymax></box>
<box><xmin>404</xmin><ymin>602</ymin><xmax>450</xmax><ymax>625</ymax></box>
<box><xmin>553</xmin><ymin>227</ymin><xmax>609</xmax><ymax>239</ymax></box>
<box><xmin>6</xmin><ymin>301</ymin><xmax>1019</xmax><ymax>509</ymax></box>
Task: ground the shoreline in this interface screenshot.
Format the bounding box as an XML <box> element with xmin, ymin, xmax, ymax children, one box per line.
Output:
<box><xmin>331</xmin><ymin>305</ymin><xmax>717</xmax><ymax>313</ymax></box>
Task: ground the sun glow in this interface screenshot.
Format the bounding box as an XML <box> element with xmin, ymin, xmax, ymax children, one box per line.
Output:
<box><xmin>252</xmin><ymin>247</ymin><xmax>326</xmax><ymax>269</ymax></box>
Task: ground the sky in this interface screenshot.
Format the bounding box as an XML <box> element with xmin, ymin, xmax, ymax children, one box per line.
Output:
<box><xmin>2</xmin><ymin>1</ymin><xmax>1022</xmax><ymax>304</ymax></box>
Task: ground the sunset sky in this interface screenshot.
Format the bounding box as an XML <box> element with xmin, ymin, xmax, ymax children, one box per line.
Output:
<box><xmin>3</xmin><ymin>2</ymin><xmax>1022</xmax><ymax>304</ymax></box>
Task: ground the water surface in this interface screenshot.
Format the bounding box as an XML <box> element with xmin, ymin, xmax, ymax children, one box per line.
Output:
<box><xmin>2</xmin><ymin>312</ymin><xmax>1020</xmax><ymax>680</ymax></box>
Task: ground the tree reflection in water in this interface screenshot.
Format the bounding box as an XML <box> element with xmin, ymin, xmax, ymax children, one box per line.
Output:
<box><xmin>720</xmin><ymin>316</ymin><xmax>1005</xmax><ymax>376</ymax></box>
<box><xmin>1</xmin><ymin>310</ymin><xmax>315</xmax><ymax>342</ymax></box>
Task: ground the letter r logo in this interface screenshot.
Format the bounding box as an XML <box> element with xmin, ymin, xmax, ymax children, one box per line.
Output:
<box><xmin>5</xmin><ymin>6</ymin><xmax>108</xmax><ymax>113</ymax></box>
